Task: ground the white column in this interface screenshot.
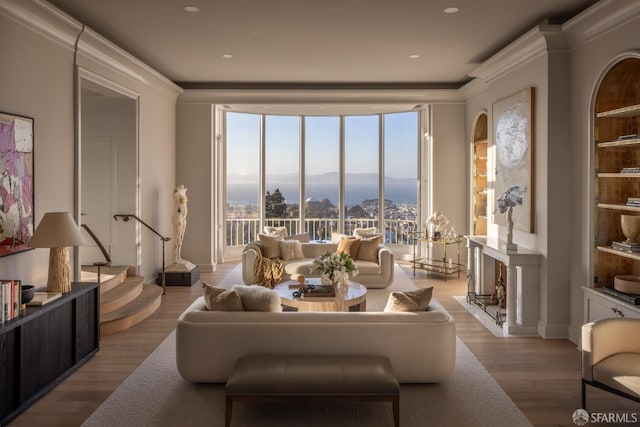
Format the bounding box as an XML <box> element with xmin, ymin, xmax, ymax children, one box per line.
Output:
<box><xmin>506</xmin><ymin>264</ymin><xmax>517</xmax><ymax>329</ymax></box>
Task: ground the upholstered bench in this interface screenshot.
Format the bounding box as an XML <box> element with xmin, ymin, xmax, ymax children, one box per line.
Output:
<box><xmin>225</xmin><ymin>355</ymin><xmax>400</xmax><ymax>427</ymax></box>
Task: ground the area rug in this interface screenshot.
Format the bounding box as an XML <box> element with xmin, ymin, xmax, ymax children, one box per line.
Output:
<box><xmin>82</xmin><ymin>265</ymin><xmax>533</xmax><ymax>427</ymax></box>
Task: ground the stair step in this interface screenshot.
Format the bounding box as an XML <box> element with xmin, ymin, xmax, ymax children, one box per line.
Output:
<box><xmin>100</xmin><ymin>276</ymin><xmax>145</xmax><ymax>316</ymax></box>
<box><xmin>81</xmin><ymin>266</ymin><xmax>129</xmax><ymax>294</ymax></box>
<box><xmin>100</xmin><ymin>285</ymin><xmax>163</xmax><ymax>336</ymax></box>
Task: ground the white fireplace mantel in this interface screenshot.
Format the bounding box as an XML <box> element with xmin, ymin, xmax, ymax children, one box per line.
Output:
<box><xmin>465</xmin><ymin>236</ymin><xmax>541</xmax><ymax>336</ymax></box>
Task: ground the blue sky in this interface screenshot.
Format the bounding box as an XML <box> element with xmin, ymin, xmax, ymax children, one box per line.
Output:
<box><xmin>227</xmin><ymin>111</ymin><xmax>418</xmax><ymax>179</ymax></box>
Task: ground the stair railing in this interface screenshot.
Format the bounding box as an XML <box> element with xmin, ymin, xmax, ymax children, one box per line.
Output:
<box><xmin>113</xmin><ymin>214</ymin><xmax>171</xmax><ymax>295</ymax></box>
<box><xmin>80</xmin><ymin>223</ymin><xmax>111</xmax><ymax>285</ymax></box>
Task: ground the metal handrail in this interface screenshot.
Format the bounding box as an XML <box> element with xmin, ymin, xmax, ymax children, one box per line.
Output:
<box><xmin>113</xmin><ymin>214</ymin><xmax>170</xmax><ymax>294</ymax></box>
<box><xmin>81</xmin><ymin>223</ymin><xmax>112</xmax><ymax>265</ymax></box>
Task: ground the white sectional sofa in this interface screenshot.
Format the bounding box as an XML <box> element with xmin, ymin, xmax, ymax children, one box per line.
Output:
<box><xmin>176</xmin><ymin>296</ymin><xmax>456</xmax><ymax>384</ymax></box>
<box><xmin>242</xmin><ymin>241</ymin><xmax>395</xmax><ymax>288</ymax></box>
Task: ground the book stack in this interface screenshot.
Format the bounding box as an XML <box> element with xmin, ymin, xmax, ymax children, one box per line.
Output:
<box><xmin>612</xmin><ymin>241</ymin><xmax>640</xmax><ymax>253</ymax></box>
<box><xmin>603</xmin><ymin>286</ymin><xmax>640</xmax><ymax>305</ymax></box>
<box><xmin>621</xmin><ymin>167</ymin><xmax>640</xmax><ymax>173</ymax></box>
<box><xmin>0</xmin><ymin>279</ymin><xmax>21</xmax><ymax>324</ymax></box>
<box><xmin>627</xmin><ymin>197</ymin><xmax>640</xmax><ymax>207</ymax></box>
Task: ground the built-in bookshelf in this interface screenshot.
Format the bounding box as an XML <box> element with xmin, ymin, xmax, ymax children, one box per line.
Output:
<box><xmin>586</xmin><ymin>56</ymin><xmax>640</xmax><ymax>322</ymax></box>
<box><xmin>472</xmin><ymin>113</ymin><xmax>488</xmax><ymax>235</ymax></box>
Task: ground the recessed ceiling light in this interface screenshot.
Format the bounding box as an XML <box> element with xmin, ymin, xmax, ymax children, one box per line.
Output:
<box><xmin>183</xmin><ymin>5</ymin><xmax>200</xmax><ymax>13</ymax></box>
<box><xmin>221</xmin><ymin>54</ymin><xmax>233</xmax><ymax>59</ymax></box>
<box><xmin>443</xmin><ymin>7</ymin><xmax>459</xmax><ymax>14</ymax></box>
<box><xmin>409</xmin><ymin>54</ymin><xmax>420</xmax><ymax>59</ymax></box>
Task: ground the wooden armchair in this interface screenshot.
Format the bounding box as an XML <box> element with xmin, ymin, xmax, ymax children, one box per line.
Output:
<box><xmin>581</xmin><ymin>318</ymin><xmax>640</xmax><ymax>409</ymax></box>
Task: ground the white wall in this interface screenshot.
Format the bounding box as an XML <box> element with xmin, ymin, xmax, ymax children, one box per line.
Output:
<box><xmin>176</xmin><ymin>103</ymin><xmax>215</xmax><ymax>270</ymax></box>
<box><xmin>0</xmin><ymin>0</ymin><xmax>181</xmax><ymax>284</ymax></box>
<box><xmin>431</xmin><ymin>103</ymin><xmax>468</xmax><ymax>238</ymax></box>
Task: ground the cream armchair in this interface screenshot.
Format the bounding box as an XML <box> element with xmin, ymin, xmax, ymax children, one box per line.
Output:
<box><xmin>581</xmin><ymin>318</ymin><xmax>640</xmax><ymax>409</ymax></box>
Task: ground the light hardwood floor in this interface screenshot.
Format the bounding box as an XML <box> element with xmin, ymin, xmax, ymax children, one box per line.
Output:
<box><xmin>9</xmin><ymin>262</ymin><xmax>639</xmax><ymax>426</ymax></box>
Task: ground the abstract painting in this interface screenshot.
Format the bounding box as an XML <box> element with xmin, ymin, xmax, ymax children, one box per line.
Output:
<box><xmin>492</xmin><ymin>88</ymin><xmax>535</xmax><ymax>233</ymax></box>
<box><xmin>0</xmin><ymin>112</ymin><xmax>34</xmax><ymax>257</ymax></box>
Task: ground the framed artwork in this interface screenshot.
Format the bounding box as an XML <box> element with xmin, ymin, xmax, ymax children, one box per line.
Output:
<box><xmin>492</xmin><ymin>87</ymin><xmax>535</xmax><ymax>233</ymax></box>
<box><xmin>0</xmin><ymin>112</ymin><xmax>34</xmax><ymax>257</ymax></box>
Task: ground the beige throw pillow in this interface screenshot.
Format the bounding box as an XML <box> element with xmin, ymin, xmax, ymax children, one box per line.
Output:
<box><xmin>331</xmin><ymin>232</ymin><xmax>352</xmax><ymax>243</ymax></box>
<box><xmin>356</xmin><ymin>234</ymin><xmax>382</xmax><ymax>262</ymax></box>
<box><xmin>384</xmin><ymin>287</ymin><xmax>433</xmax><ymax>312</ymax></box>
<box><xmin>232</xmin><ymin>284</ymin><xmax>282</xmax><ymax>312</ymax></box>
<box><xmin>264</xmin><ymin>226</ymin><xmax>287</xmax><ymax>236</ymax></box>
<box><xmin>353</xmin><ymin>227</ymin><xmax>378</xmax><ymax>238</ymax></box>
<box><xmin>258</xmin><ymin>233</ymin><xmax>284</xmax><ymax>258</ymax></box>
<box><xmin>280</xmin><ymin>240</ymin><xmax>305</xmax><ymax>261</ymax></box>
<box><xmin>201</xmin><ymin>281</ymin><xmax>244</xmax><ymax>311</ymax></box>
<box><xmin>336</xmin><ymin>237</ymin><xmax>361</xmax><ymax>259</ymax></box>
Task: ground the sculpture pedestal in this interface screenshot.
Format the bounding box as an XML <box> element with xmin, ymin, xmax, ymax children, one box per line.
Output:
<box><xmin>158</xmin><ymin>263</ymin><xmax>200</xmax><ymax>286</ymax></box>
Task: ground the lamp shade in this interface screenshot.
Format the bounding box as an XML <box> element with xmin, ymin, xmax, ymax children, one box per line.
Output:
<box><xmin>28</xmin><ymin>212</ymin><xmax>86</xmax><ymax>248</ymax></box>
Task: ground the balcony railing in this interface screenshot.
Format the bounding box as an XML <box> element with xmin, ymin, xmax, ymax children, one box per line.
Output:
<box><xmin>225</xmin><ymin>218</ymin><xmax>418</xmax><ymax>247</ymax></box>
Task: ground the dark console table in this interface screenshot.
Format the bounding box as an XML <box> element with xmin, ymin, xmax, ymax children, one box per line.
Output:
<box><xmin>0</xmin><ymin>282</ymin><xmax>99</xmax><ymax>425</ymax></box>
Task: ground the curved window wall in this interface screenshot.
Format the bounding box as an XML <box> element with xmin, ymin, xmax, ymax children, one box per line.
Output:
<box><xmin>223</xmin><ymin>109</ymin><xmax>424</xmax><ymax>258</ymax></box>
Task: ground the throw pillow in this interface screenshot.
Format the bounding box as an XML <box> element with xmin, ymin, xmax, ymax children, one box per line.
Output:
<box><xmin>258</xmin><ymin>233</ymin><xmax>284</xmax><ymax>258</ymax></box>
<box><xmin>201</xmin><ymin>281</ymin><xmax>244</xmax><ymax>311</ymax></box>
<box><xmin>331</xmin><ymin>232</ymin><xmax>353</xmax><ymax>243</ymax></box>
<box><xmin>280</xmin><ymin>240</ymin><xmax>305</xmax><ymax>261</ymax></box>
<box><xmin>353</xmin><ymin>227</ymin><xmax>378</xmax><ymax>238</ymax></box>
<box><xmin>336</xmin><ymin>237</ymin><xmax>361</xmax><ymax>259</ymax></box>
<box><xmin>263</xmin><ymin>226</ymin><xmax>287</xmax><ymax>236</ymax></box>
<box><xmin>285</xmin><ymin>232</ymin><xmax>310</xmax><ymax>243</ymax></box>
<box><xmin>384</xmin><ymin>287</ymin><xmax>433</xmax><ymax>312</ymax></box>
<box><xmin>231</xmin><ymin>284</ymin><xmax>282</xmax><ymax>312</ymax></box>
<box><xmin>356</xmin><ymin>234</ymin><xmax>382</xmax><ymax>262</ymax></box>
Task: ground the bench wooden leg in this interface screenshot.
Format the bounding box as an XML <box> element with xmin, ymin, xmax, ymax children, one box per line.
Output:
<box><xmin>225</xmin><ymin>396</ymin><xmax>232</xmax><ymax>427</ymax></box>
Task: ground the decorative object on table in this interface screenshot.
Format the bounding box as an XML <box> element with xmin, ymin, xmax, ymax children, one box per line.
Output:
<box><xmin>0</xmin><ymin>111</ymin><xmax>34</xmax><ymax>258</ymax></box>
<box><xmin>316</xmin><ymin>225</ymin><xmax>325</xmax><ymax>242</ymax></box>
<box><xmin>613</xmin><ymin>275</ymin><xmax>640</xmax><ymax>295</ymax></box>
<box><xmin>426</xmin><ymin>211</ymin><xmax>449</xmax><ymax>240</ymax></box>
<box><xmin>495</xmin><ymin>185</ymin><xmax>526</xmax><ymax>252</ymax></box>
<box><xmin>292</xmin><ymin>284</ymin><xmax>335</xmax><ymax>298</ymax></box>
<box><xmin>492</xmin><ymin>87</ymin><xmax>535</xmax><ymax>233</ymax></box>
<box><xmin>310</xmin><ymin>251</ymin><xmax>358</xmax><ymax>287</ymax></box>
<box><xmin>0</xmin><ymin>279</ymin><xmax>21</xmax><ymax>323</ymax></box>
<box><xmin>297</xmin><ymin>275</ymin><xmax>305</xmax><ymax>285</ymax></box>
<box><xmin>26</xmin><ymin>291</ymin><xmax>62</xmax><ymax>306</ymax></box>
<box><xmin>28</xmin><ymin>212</ymin><xmax>86</xmax><ymax>293</ymax></box>
<box><xmin>620</xmin><ymin>214</ymin><xmax>640</xmax><ymax>244</ymax></box>
<box><xmin>20</xmin><ymin>284</ymin><xmax>35</xmax><ymax>304</ymax></box>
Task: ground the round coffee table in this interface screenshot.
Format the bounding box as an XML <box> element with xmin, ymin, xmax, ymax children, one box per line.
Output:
<box><xmin>275</xmin><ymin>279</ymin><xmax>367</xmax><ymax>312</ymax></box>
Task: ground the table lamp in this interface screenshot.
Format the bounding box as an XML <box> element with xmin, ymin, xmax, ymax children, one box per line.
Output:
<box><xmin>28</xmin><ymin>212</ymin><xmax>86</xmax><ymax>293</ymax></box>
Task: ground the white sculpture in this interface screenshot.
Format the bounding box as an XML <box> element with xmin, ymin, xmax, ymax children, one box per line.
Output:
<box><xmin>168</xmin><ymin>184</ymin><xmax>195</xmax><ymax>271</ymax></box>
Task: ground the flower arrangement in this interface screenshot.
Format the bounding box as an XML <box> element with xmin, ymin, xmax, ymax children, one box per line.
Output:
<box><xmin>310</xmin><ymin>251</ymin><xmax>358</xmax><ymax>286</ymax></box>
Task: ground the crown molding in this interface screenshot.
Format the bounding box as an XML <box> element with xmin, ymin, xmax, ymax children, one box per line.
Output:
<box><xmin>458</xmin><ymin>77</ymin><xmax>488</xmax><ymax>101</ymax></box>
<box><xmin>178</xmin><ymin>88</ymin><xmax>464</xmax><ymax>104</ymax></box>
<box><xmin>563</xmin><ymin>0</ymin><xmax>640</xmax><ymax>48</ymax></box>
<box><xmin>76</xmin><ymin>27</ymin><xmax>182</xmax><ymax>100</ymax></box>
<box><xmin>0</xmin><ymin>0</ymin><xmax>80</xmax><ymax>50</ymax></box>
<box><xmin>469</xmin><ymin>24</ymin><xmax>566</xmax><ymax>84</ymax></box>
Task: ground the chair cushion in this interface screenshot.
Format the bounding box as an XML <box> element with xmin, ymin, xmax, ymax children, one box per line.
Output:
<box><xmin>593</xmin><ymin>353</ymin><xmax>640</xmax><ymax>398</ymax></box>
<box><xmin>356</xmin><ymin>235</ymin><xmax>382</xmax><ymax>262</ymax></box>
<box><xmin>384</xmin><ymin>287</ymin><xmax>433</xmax><ymax>312</ymax></box>
<box><xmin>201</xmin><ymin>282</ymin><xmax>244</xmax><ymax>311</ymax></box>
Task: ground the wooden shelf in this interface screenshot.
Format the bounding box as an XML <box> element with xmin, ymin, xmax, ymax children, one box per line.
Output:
<box><xmin>597</xmin><ymin>172</ymin><xmax>640</xmax><ymax>178</ymax></box>
<box><xmin>597</xmin><ymin>245</ymin><xmax>640</xmax><ymax>261</ymax></box>
<box><xmin>597</xmin><ymin>104</ymin><xmax>640</xmax><ymax>118</ymax></box>
<box><xmin>597</xmin><ymin>138</ymin><xmax>640</xmax><ymax>148</ymax></box>
<box><xmin>597</xmin><ymin>203</ymin><xmax>640</xmax><ymax>212</ymax></box>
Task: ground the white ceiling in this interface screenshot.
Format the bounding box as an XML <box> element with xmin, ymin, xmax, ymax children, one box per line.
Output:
<box><xmin>47</xmin><ymin>0</ymin><xmax>596</xmax><ymax>88</ymax></box>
